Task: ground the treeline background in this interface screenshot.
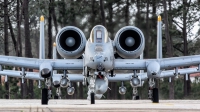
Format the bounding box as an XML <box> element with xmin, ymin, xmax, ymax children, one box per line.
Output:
<box><xmin>0</xmin><ymin>0</ymin><xmax>200</xmax><ymax>99</ymax></box>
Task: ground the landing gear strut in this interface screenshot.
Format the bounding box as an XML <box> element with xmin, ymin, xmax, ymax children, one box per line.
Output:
<box><xmin>87</xmin><ymin>74</ymin><xmax>96</xmax><ymax>104</ymax></box>
<box><xmin>54</xmin><ymin>87</ymin><xmax>61</xmax><ymax>99</ymax></box>
<box><xmin>131</xmin><ymin>70</ymin><xmax>140</xmax><ymax>100</ymax></box>
<box><xmin>148</xmin><ymin>78</ymin><xmax>159</xmax><ymax>103</ymax></box>
<box><xmin>132</xmin><ymin>87</ymin><xmax>139</xmax><ymax>100</ymax></box>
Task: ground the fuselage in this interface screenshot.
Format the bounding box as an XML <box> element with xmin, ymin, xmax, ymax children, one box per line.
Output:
<box><xmin>84</xmin><ymin>25</ymin><xmax>114</xmax><ymax>72</ymax></box>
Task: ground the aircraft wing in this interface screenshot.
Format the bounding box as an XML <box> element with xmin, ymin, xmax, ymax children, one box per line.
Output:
<box><xmin>0</xmin><ymin>70</ymin><xmax>43</xmax><ymax>80</ymax></box>
<box><xmin>0</xmin><ymin>67</ymin><xmax>198</xmax><ymax>82</ymax></box>
<box><xmin>0</xmin><ymin>70</ymin><xmax>84</xmax><ymax>82</ymax></box>
<box><xmin>114</xmin><ymin>55</ymin><xmax>200</xmax><ymax>70</ymax></box>
<box><xmin>0</xmin><ymin>55</ymin><xmax>83</xmax><ymax>70</ymax></box>
<box><xmin>108</xmin><ymin>67</ymin><xmax>199</xmax><ymax>82</ymax></box>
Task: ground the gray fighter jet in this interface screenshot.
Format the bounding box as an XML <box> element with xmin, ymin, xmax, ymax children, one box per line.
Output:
<box><xmin>0</xmin><ymin>16</ymin><xmax>199</xmax><ymax>105</ymax></box>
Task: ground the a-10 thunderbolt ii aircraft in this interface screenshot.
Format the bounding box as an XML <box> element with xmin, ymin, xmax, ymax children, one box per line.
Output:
<box><xmin>0</xmin><ymin>15</ymin><xmax>200</xmax><ymax>105</ymax></box>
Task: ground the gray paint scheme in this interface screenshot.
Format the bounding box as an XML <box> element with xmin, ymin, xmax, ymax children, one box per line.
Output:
<box><xmin>0</xmin><ymin>55</ymin><xmax>83</xmax><ymax>70</ymax></box>
<box><xmin>56</xmin><ymin>26</ymin><xmax>86</xmax><ymax>59</ymax></box>
<box><xmin>39</xmin><ymin>19</ymin><xmax>45</xmax><ymax>59</ymax></box>
<box><xmin>157</xmin><ymin>18</ymin><xmax>162</xmax><ymax>59</ymax></box>
<box><xmin>0</xmin><ymin>24</ymin><xmax>199</xmax><ymax>71</ymax></box>
<box><xmin>0</xmin><ymin>24</ymin><xmax>200</xmax><ymax>76</ymax></box>
<box><xmin>0</xmin><ymin>70</ymin><xmax>83</xmax><ymax>82</ymax></box>
<box><xmin>0</xmin><ymin>23</ymin><xmax>200</xmax><ymax>101</ymax></box>
<box><xmin>114</xmin><ymin>55</ymin><xmax>200</xmax><ymax>70</ymax></box>
<box><xmin>114</xmin><ymin>26</ymin><xmax>145</xmax><ymax>59</ymax></box>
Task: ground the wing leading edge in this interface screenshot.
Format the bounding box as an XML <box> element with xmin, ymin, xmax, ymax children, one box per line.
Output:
<box><xmin>114</xmin><ymin>55</ymin><xmax>200</xmax><ymax>70</ymax></box>
<box><xmin>0</xmin><ymin>55</ymin><xmax>83</xmax><ymax>70</ymax></box>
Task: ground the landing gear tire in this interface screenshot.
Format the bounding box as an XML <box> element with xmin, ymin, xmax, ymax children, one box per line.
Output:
<box><xmin>91</xmin><ymin>92</ymin><xmax>95</xmax><ymax>104</ymax></box>
<box><xmin>42</xmin><ymin>88</ymin><xmax>48</xmax><ymax>105</ymax></box>
<box><xmin>54</xmin><ymin>95</ymin><xmax>59</xmax><ymax>99</ymax></box>
<box><xmin>136</xmin><ymin>95</ymin><xmax>140</xmax><ymax>100</ymax></box>
<box><xmin>152</xmin><ymin>88</ymin><xmax>159</xmax><ymax>103</ymax></box>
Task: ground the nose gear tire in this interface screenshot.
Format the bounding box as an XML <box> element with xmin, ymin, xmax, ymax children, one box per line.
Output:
<box><xmin>91</xmin><ymin>92</ymin><xmax>95</xmax><ymax>104</ymax></box>
<box><xmin>152</xmin><ymin>88</ymin><xmax>159</xmax><ymax>103</ymax></box>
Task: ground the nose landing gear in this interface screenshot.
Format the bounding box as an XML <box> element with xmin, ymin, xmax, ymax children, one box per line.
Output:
<box><xmin>148</xmin><ymin>78</ymin><xmax>159</xmax><ymax>103</ymax></box>
<box><xmin>54</xmin><ymin>87</ymin><xmax>61</xmax><ymax>99</ymax></box>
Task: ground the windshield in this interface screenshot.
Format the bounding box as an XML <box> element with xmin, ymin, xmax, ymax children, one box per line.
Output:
<box><xmin>89</xmin><ymin>25</ymin><xmax>109</xmax><ymax>43</ymax></box>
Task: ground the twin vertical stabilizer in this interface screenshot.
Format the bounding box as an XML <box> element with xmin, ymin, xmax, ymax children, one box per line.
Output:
<box><xmin>40</xmin><ymin>16</ymin><xmax>45</xmax><ymax>59</ymax></box>
<box><xmin>157</xmin><ymin>16</ymin><xmax>162</xmax><ymax>59</ymax></box>
<box><xmin>39</xmin><ymin>16</ymin><xmax>58</xmax><ymax>75</ymax></box>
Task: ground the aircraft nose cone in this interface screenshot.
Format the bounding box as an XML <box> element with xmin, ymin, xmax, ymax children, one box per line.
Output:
<box><xmin>125</xmin><ymin>37</ymin><xmax>135</xmax><ymax>47</ymax></box>
<box><xmin>65</xmin><ymin>37</ymin><xmax>75</xmax><ymax>47</ymax></box>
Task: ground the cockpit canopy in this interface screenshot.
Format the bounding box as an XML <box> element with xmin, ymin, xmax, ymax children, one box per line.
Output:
<box><xmin>89</xmin><ymin>25</ymin><xmax>109</xmax><ymax>43</ymax></box>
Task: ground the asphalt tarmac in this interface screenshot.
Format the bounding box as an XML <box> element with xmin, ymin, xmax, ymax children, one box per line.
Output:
<box><xmin>0</xmin><ymin>99</ymin><xmax>199</xmax><ymax>112</ymax></box>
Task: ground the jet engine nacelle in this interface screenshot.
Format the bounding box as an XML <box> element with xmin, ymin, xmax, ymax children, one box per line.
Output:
<box><xmin>56</xmin><ymin>26</ymin><xmax>86</xmax><ymax>59</ymax></box>
<box><xmin>114</xmin><ymin>26</ymin><xmax>145</xmax><ymax>59</ymax></box>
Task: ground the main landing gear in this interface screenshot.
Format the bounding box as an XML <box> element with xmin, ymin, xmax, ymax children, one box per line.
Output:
<box><xmin>130</xmin><ymin>70</ymin><xmax>140</xmax><ymax>100</ymax></box>
<box><xmin>42</xmin><ymin>88</ymin><xmax>48</xmax><ymax>104</ymax></box>
<box><xmin>41</xmin><ymin>78</ymin><xmax>52</xmax><ymax>105</ymax></box>
<box><xmin>85</xmin><ymin>66</ymin><xmax>97</xmax><ymax>104</ymax></box>
<box><xmin>54</xmin><ymin>87</ymin><xmax>61</xmax><ymax>99</ymax></box>
<box><xmin>90</xmin><ymin>92</ymin><xmax>95</xmax><ymax>104</ymax></box>
<box><xmin>132</xmin><ymin>87</ymin><xmax>140</xmax><ymax>100</ymax></box>
<box><xmin>86</xmin><ymin>73</ymin><xmax>96</xmax><ymax>104</ymax></box>
<box><xmin>148</xmin><ymin>78</ymin><xmax>159</xmax><ymax>103</ymax></box>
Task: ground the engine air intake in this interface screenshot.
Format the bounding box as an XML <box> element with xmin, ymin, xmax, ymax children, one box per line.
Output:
<box><xmin>56</xmin><ymin>26</ymin><xmax>86</xmax><ymax>59</ymax></box>
<box><xmin>114</xmin><ymin>26</ymin><xmax>145</xmax><ymax>59</ymax></box>
<box><xmin>119</xmin><ymin>30</ymin><xmax>141</xmax><ymax>51</ymax></box>
<box><xmin>59</xmin><ymin>30</ymin><xmax>81</xmax><ymax>51</ymax></box>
